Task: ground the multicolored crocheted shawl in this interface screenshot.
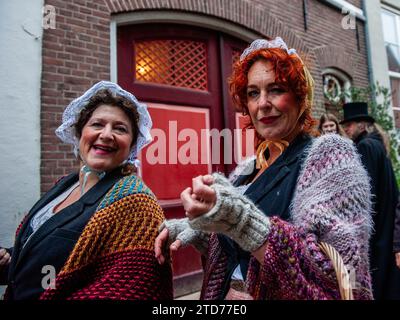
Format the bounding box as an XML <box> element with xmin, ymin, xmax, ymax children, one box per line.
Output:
<box><xmin>40</xmin><ymin>175</ymin><xmax>173</xmax><ymax>300</ymax></box>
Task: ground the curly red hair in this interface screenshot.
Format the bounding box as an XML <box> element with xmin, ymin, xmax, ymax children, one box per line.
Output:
<box><xmin>229</xmin><ymin>48</ymin><xmax>317</xmax><ymax>145</ymax></box>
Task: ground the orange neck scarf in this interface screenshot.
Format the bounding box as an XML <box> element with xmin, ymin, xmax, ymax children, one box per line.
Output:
<box><xmin>255</xmin><ymin>123</ymin><xmax>303</xmax><ymax>170</ymax></box>
<box><xmin>256</xmin><ymin>139</ymin><xmax>289</xmax><ymax>170</ymax></box>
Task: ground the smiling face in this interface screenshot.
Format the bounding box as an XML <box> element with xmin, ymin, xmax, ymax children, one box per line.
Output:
<box><xmin>79</xmin><ymin>104</ymin><xmax>134</xmax><ymax>172</ymax></box>
<box><xmin>321</xmin><ymin>120</ymin><xmax>338</xmax><ymax>134</ymax></box>
<box><xmin>246</xmin><ymin>59</ymin><xmax>300</xmax><ymax>141</ymax></box>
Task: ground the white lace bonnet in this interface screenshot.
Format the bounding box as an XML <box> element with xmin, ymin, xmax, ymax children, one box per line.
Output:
<box><xmin>240</xmin><ymin>37</ymin><xmax>298</xmax><ymax>61</ymax></box>
<box><xmin>55</xmin><ymin>81</ymin><xmax>152</xmax><ymax>166</ymax></box>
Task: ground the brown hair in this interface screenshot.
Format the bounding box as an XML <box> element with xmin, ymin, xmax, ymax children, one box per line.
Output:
<box><xmin>229</xmin><ymin>48</ymin><xmax>317</xmax><ymax>147</ymax></box>
<box><xmin>365</xmin><ymin>122</ymin><xmax>391</xmax><ymax>155</ymax></box>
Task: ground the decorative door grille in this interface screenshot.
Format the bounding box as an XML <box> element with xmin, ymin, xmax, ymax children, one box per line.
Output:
<box><xmin>135</xmin><ymin>40</ymin><xmax>208</xmax><ymax>91</ymax></box>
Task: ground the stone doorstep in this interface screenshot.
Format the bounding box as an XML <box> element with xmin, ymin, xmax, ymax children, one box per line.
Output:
<box><xmin>175</xmin><ymin>291</ymin><xmax>201</xmax><ymax>300</ymax></box>
<box><xmin>173</xmin><ymin>270</ymin><xmax>203</xmax><ymax>299</ymax></box>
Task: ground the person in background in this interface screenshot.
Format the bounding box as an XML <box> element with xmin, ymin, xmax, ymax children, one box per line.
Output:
<box><xmin>318</xmin><ymin>113</ymin><xmax>346</xmax><ymax>136</ymax></box>
<box><xmin>394</xmin><ymin>196</ymin><xmax>400</xmax><ymax>269</ymax></box>
<box><xmin>341</xmin><ymin>101</ymin><xmax>400</xmax><ymax>300</ymax></box>
<box><xmin>155</xmin><ymin>38</ymin><xmax>373</xmax><ymax>300</ymax></box>
<box><xmin>0</xmin><ymin>81</ymin><xmax>172</xmax><ymax>300</ymax></box>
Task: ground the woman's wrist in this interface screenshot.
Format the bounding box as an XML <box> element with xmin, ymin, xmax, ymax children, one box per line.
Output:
<box><xmin>189</xmin><ymin>176</ymin><xmax>271</xmax><ymax>252</ymax></box>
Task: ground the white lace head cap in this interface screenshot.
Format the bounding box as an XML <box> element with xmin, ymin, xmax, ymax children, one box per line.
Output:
<box><xmin>240</xmin><ymin>37</ymin><xmax>298</xmax><ymax>61</ymax></box>
<box><xmin>55</xmin><ymin>81</ymin><xmax>153</xmax><ymax>167</ymax></box>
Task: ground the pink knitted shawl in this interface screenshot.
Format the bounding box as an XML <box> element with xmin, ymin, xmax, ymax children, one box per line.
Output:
<box><xmin>200</xmin><ymin>134</ymin><xmax>373</xmax><ymax>300</ymax></box>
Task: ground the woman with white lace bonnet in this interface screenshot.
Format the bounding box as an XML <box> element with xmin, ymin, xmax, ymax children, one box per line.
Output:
<box><xmin>155</xmin><ymin>38</ymin><xmax>374</xmax><ymax>300</ymax></box>
<box><xmin>0</xmin><ymin>81</ymin><xmax>173</xmax><ymax>300</ymax></box>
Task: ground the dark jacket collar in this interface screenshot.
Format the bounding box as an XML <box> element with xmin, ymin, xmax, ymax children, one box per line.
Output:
<box><xmin>21</xmin><ymin>167</ymin><xmax>123</xmax><ymax>229</ymax></box>
<box><xmin>355</xmin><ymin>130</ymin><xmax>383</xmax><ymax>145</ymax></box>
<box><xmin>268</xmin><ymin>133</ymin><xmax>311</xmax><ymax>167</ymax></box>
<box><xmin>354</xmin><ymin>131</ymin><xmax>368</xmax><ymax>144</ymax></box>
<box><xmin>11</xmin><ymin>168</ymin><xmax>124</xmax><ymax>274</ymax></box>
<box><xmin>234</xmin><ymin>133</ymin><xmax>311</xmax><ymax>185</ymax></box>
<box><xmin>238</xmin><ymin>134</ymin><xmax>312</xmax><ymax>203</ymax></box>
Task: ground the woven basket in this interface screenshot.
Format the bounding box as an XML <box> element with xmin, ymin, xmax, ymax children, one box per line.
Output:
<box><xmin>318</xmin><ymin>242</ymin><xmax>354</xmax><ymax>300</ymax></box>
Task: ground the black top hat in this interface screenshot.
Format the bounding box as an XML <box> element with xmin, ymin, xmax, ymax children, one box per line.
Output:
<box><xmin>340</xmin><ymin>102</ymin><xmax>375</xmax><ymax>124</ymax></box>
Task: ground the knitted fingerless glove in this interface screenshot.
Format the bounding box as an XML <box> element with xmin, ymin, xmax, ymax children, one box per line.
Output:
<box><xmin>188</xmin><ymin>173</ymin><xmax>270</xmax><ymax>252</ymax></box>
<box><xmin>159</xmin><ymin>218</ymin><xmax>210</xmax><ymax>256</ymax></box>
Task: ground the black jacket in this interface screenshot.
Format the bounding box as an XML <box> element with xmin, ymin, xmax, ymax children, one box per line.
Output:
<box><xmin>355</xmin><ymin>131</ymin><xmax>400</xmax><ymax>300</ymax></box>
<box><xmin>2</xmin><ymin>169</ymin><xmax>123</xmax><ymax>300</ymax></box>
<box><xmin>218</xmin><ymin>133</ymin><xmax>313</xmax><ymax>298</ymax></box>
<box><xmin>394</xmin><ymin>195</ymin><xmax>400</xmax><ymax>253</ymax></box>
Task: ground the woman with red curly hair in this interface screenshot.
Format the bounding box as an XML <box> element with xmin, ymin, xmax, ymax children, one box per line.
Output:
<box><xmin>156</xmin><ymin>38</ymin><xmax>373</xmax><ymax>300</ymax></box>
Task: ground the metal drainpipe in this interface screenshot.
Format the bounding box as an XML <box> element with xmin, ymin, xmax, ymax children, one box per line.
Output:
<box><xmin>361</xmin><ymin>0</ymin><xmax>376</xmax><ymax>102</ymax></box>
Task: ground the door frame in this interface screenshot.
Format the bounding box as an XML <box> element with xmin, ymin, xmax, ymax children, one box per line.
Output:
<box><xmin>115</xmin><ymin>20</ymin><xmax>250</xmax><ymax>298</ymax></box>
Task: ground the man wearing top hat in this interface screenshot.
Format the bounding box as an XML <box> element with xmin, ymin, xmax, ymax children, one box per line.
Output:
<box><xmin>341</xmin><ymin>102</ymin><xmax>400</xmax><ymax>299</ymax></box>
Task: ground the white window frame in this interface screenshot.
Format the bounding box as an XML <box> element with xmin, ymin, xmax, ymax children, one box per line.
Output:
<box><xmin>389</xmin><ymin>71</ymin><xmax>400</xmax><ymax>111</ymax></box>
<box><xmin>382</xmin><ymin>5</ymin><xmax>400</xmax><ymax>110</ymax></box>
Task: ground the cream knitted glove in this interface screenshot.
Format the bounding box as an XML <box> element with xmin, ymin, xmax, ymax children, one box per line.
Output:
<box><xmin>159</xmin><ymin>218</ymin><xmax>210</xmax><ymax>255</ymax></box>
<box><xmin>188</xmin><ymin>173</ymin><xmax>270</xmax><ymax>252</ymax></box>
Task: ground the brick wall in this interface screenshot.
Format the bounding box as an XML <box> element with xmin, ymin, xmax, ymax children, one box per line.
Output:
<box><xmin>40</xmin><ymin>0</ymin><xmax>370</xmax><ymax>192</ymax></box>
<box><xmin>249</xmin><ymin>0</ymin><xmax>369</xmax><ymax>103</ymax></box>
<box><xmin>346</xmin><ymin>0</ymin><xmax>363</xmax><ymax>8</ymax></box>
<box><xmin>41</xmin><ymin>0</ymin><xmax>111</xmax><ymax>192</ymax></box>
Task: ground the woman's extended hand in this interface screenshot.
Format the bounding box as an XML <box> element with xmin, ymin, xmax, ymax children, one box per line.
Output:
<box><xmin>155</xmin><ymin>175</ymin><xmax>217</xmax><ymax>264</ymax></box>
<box><xmin>396</xmin><ymin>252</ymin><xmax>400</xmax><ymax>269</ymax></box>
<box><xmin>0</xmin><ymin>248</ymin><xmax>11</xmax><ymax>269</ymax></box>
<box><xmin>154</xmin><ymin>228</ymin><xmax>182</xmax><ymax>265</ymax></box>
<box><xmin>181</xmin><ymin>175</ymin><xmax>216</xmax><ymax>219</ymax></box>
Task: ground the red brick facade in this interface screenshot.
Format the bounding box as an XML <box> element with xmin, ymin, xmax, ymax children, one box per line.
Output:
<box><xmin>41</xmin><ymin>0</ymin><xmax>369</xmax><ymax>192</ymax></box>
<box><xmin>42</xmin><ymin>0</ymin><xmax>111</xmax><ymax>191</ymax></box>
<box><xmin>346</xmin><ymin>0</ymin><xmax>362</xmax><ymax>8</ymax></box>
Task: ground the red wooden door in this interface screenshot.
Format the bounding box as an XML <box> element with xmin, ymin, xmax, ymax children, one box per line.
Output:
<box><xmin>117</xmin><ymin>24</ymin><xmax>248</xmax><ymax>295</ymax></box>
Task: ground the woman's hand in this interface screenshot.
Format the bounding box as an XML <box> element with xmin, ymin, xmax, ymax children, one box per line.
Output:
<box><xmin>154</xmin><ymin>228</ymin><xmax>182</xmax><ymax>265</ymax></box>
<box><xmin>396</xmin><ymin>252</ymin><xmax>400</xmax><ymax>269</ymax></box>
<box><xmin>154</xmin><ymin>218</ymin><xmax>209</xmax><ymax>264</ymax></box>
<box><xmin>186</xmin><ymin>173</ymin><xmax>271</xmax><ymax>253</ymax></box>
<box><xmin>181</xmin><ymin>175</ymin><xmax>216</xmax><ymax>219</ymax></box>
<box><xmin>0</xmin><ymin>248</ymin><xmax>11</xmax><ymax>269</ymax></box>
